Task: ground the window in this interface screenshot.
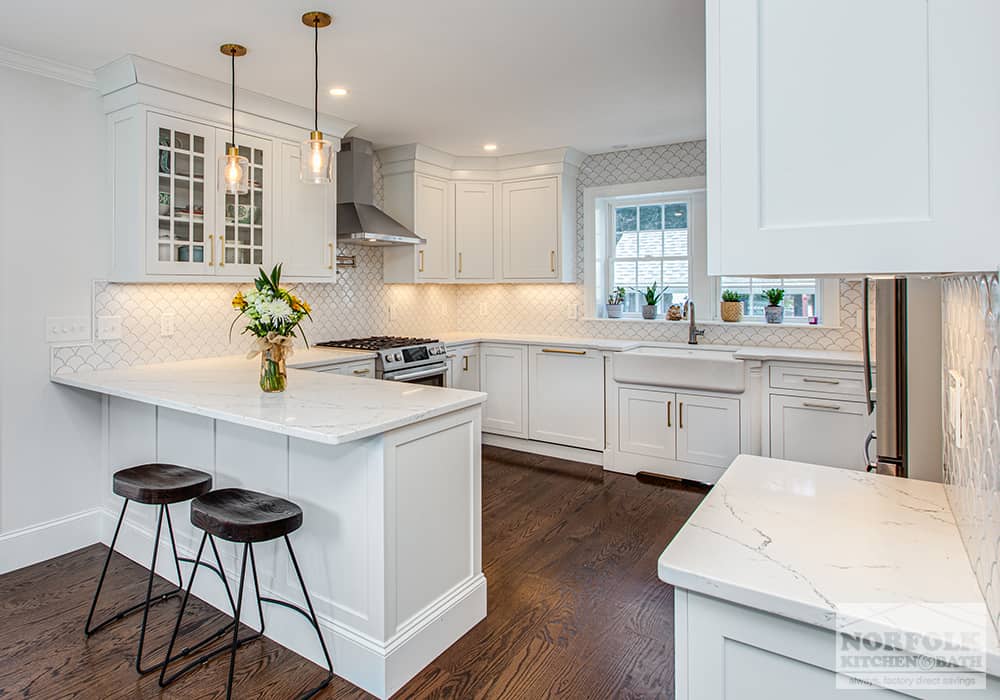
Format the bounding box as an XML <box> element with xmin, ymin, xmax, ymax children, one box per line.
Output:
<box><xmin>720</xmin><ymin>277</ymin><xmax>819</xmax><ymax>322</ymax></box>
<box><xmin>608</xmin><ymin>198</ymin><xmax>691</xmax><ymax>316</ymax></box>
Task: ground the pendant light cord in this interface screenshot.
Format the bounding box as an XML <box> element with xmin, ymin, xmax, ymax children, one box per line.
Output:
<box><xmin>313</xmin><ymin>20</ymin><xmax>319</xmax><ymax>133</ymax></box>
<box><xmin>231</xmin><ymin>50</ymin><xmax>236</xmax><ymax>145</ymax></box>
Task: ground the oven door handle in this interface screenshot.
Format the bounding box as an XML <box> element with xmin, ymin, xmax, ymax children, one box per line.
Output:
<box><xmin>384</xmin><ymin>364</ymin><xmax>448</xmax><ymax>382</ymax></box>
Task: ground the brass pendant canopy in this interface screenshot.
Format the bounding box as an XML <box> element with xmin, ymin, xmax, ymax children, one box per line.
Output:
<box><xmin>301</xmin><ymin>11</ymin><xmax>332</xmax><ymax>28</ymax></box>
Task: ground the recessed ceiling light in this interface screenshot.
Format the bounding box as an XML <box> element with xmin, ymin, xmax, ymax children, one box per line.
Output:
<box><xmin>483</xmin><ymin>143</ymin><xmax>498</xmax><ymax>152</ymax></box>
<box><xmin>329</xmin><ymin>87</ymin><xmax>349</xmax><ymax>96</ymax></box>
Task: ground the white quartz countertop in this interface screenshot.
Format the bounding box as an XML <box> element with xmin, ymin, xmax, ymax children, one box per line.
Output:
<box><xmin>285</xmin><ymin>346</ymin><xmax>377</xmax><ymax>369</ymax></box>
<box><xmin>658</xmin><ymin>455</ymin><xmax>1000</xmax><ymax>672</ymax></box>
<box><xmin>437</xmin><ymin>332</ymin><xmax>863</xmax><ymax>366</ymax></box>
<box><xmin>52</xmin><ymin>356</ymin><xmax>486</xmax><ymax>446</ymax></box>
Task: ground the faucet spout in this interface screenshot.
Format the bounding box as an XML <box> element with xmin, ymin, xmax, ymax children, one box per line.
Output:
<box><xmin>686</xmin><ymin>300</ymin><xmax>705</xmax><ymax>345</ymax></box>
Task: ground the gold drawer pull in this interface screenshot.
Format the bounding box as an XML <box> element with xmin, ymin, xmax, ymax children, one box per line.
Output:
<box><xmin>418</xmin><ymin>250</ymin><xmax>425</xmax><ymax>273</ymax></box>
<box><xmin>218</xmin><ymin>237</ymin><xmax>225</xmax><ymax>267</ymax></box>
<box><xmin>458</xmin><ymin>252</ymin><xmax>463</xmax><ymax>274</ymax></box>
<box><xmin>679</xmin><ymin>402</ymin><xmax>684</xmax><ymax>429</ymax></box>
<box><xmin>353</xmin><ymin>368</ymin><xmax>370</xmax><ymax>375</ymax></box>
<box><xmin>208</xmin><ymin>234</ymin><xmax>215</xmax><ymax>266</ymax></box>
<box><xmin>328</xmin><ymin>242</ymin><xmax>335</xmax><ymax>270</ymax></box>
<box><xmin>446</xmin><ymin>354</ymin><xmax>456</xmax><ymax>359</ymax></box>
<box><xmin>803</xmin><ymin>402</ymin><xmax>841</xmax><ymax>411</ymax></box>
<box><xmin>463</xmin><ymin>356</ymin><xmax>469</xmax><ymax>371</ymax></box>
<box><xmin>667</xmin><ymin>400</ymin><xmax>672</xmax><ymax>428</ymax></box>
<box><xmin>541</xmin><ymin>348</ymin><xmax>586</xmax><ymax>355</ymax></box>
<box><xmin>802</xmin><ymin>377</ymin><xmax>840</xmax><ymax>385</ymax></box>
<box><xmin>550</xmin><ymin>250</ymin><xmax>555</xmax><ymax>272</ymax></box>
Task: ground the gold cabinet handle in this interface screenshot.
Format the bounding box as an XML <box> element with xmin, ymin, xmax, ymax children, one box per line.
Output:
<box><xmin>802</xmin><ymin>377</ymin><xmax>840</xmax><ymax>385</ymax></box>
<box><xmin>550</xmin><ymin>250</ymin><xmax>556</xmax><ymax>272</ymax></box>
<box><xmin>218</xmin><ymin>236</ymin><xmax>225</xmax><ymax>267</ymax></box>
<box><xmin>328</xmin><ymin>242</ymin><xmax>335</xmax><ymax>270</ymax></box>
<box><xmin>679</xmin><ymin>402</ymin><xmax>684</xmax><ymax>429</ymax></box>
<box><xmin>446</xmin><ymin>354</ymin><xmax>456</xmax><ymax>359</ymax></box>
<box><xmin>463</xmin><ymin>355</ymin><xmax>469</xmax><ymax>371</ymax></box>
<box><xmin>458</xmin><ymin>252</ymin><xmax>463</xmax><ymax>274</ymax></box>
<box><xmin>803</xmin><ymin>401</ymin><xmax>842</xmax><ymax>411</ymax></box>
<box><xmin>353</xmin><ymin>368</ymin><xmax>370</xmax><ymax>375</ymax></box>
<box><xmin>667</xmin><ymin>400</ymin><xmax>672</xmax><ymax>428</ymax></box>
<box><xmin>208</xmin><ymin>234</ymin><xmax>215</xmax><ymax>266</ymax></box>
<box><xmin>418</xmin><ymin>249</ymin><xmax>425</xmax><ymax>273</ymax></box>
<box><xmin>541</xmin><ymin>348</ymin><xmax>586</xmax><ymax>355</ymax></box>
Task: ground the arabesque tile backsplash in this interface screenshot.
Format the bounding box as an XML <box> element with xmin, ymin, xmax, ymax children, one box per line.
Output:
<box><xmin>51</xmin><ymin>141</ymin><xmax>863</xmax><ymax>375</ymax></box>
<box><xmin>942</xmin><ymin>274</ymin><xmax>1000</xmax><ymax>633</ymax></box>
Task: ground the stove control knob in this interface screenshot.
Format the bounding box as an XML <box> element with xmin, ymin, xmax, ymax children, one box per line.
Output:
<box><xmin>384</xmin><ymin>354</ymin><xmax>393</xmax><ymax>363</ymax></box>
<box><xmin>394</xmin><ymin>352</ymin><xmax>403</xmax><ymax>362</ymax></box>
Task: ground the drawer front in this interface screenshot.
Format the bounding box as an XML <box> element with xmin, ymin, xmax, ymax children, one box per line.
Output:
<box><xmin>317</xmin><ymin>360</ymin><xmax>376</xmax><ymax>378</ymax></box>
<box><xmin>769</xmin><ymin>364</ymin><xmax>866</xmax><ymax>398</ymax></box>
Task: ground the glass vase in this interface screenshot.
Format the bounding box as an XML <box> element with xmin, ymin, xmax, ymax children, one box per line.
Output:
<box><xmin>259</xmin><ymin>347</ymin><xmax>287</xmax><ymax>393</ymax></box>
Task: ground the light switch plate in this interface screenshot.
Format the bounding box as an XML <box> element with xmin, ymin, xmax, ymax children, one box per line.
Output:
<box><xmin>96</xmin><ymin>315</ymin><xmax>123</xmax><ymax>341</ymax></box>
<box><xmin>160</xmin><ymin>313</ymin><xmax>176</xmax><ymax>337</ymax></box>
<box><xmin>45</xmin><ymin>316</ymin><xmax>90</xmax><ymax>343</ymax></box>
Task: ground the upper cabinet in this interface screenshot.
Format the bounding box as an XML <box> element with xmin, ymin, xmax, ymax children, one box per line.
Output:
<box><xmin>380</xmin><ymin>144</ymin><xmax>583</xmax><ymax>284</ymax></box>
<box><xmin>707</xmin><ymin>0</ymin><xmax>1000</xmax><ymax>275</ymax></box>
<box><xmin>98</xmin><ymin>55</ymin><xmax>353</xmax><ymax>282</ymax></box>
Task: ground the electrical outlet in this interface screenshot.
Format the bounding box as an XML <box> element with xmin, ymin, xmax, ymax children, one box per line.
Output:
<box><xmin>96</xmin><ymin>315</ymin><xmax>123</xmax><ymax>341</ymax></box>
<box><xmin>387</xmin><ymin>304</ymin><xmax>393</xmax><ymax>324</ymax></box>
<box><xmin>160</xmin><ymin>313</ymin><xmax>176</xmax><ymax>337</ymax></box>
<box><xmin>45</xmin><ymin>316</ymin><xmax>90</xmax><ymax>343</ymax></box>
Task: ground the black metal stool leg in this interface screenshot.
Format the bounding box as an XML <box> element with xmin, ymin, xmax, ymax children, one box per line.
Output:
<box><xmin>224</xmin><ymin>543</ymin><xmax>250</xmax><ymax>700</ymax></box>
<box><xmin>159</xmin><ymin>531</ymin><xmax>208</xmax><ymax>688</ymax></box>
<box><xmin>163</xmin><ymin>503</ymin><xmax>186</xmax><ymax>588</ymax></box>
<box><xmin>284</xmin><ymin>534</ymin><xmax>334</xmax><ymax>699</ymax></box>
<box><xmin>85</xmin><ymin>499</ymin><xmax>128</xmax><ymax>636</ymax></box>
<box><xmin>134</xmin><ymin>504</ymin><xmax>171</xmax><ymax>673</ymax></box>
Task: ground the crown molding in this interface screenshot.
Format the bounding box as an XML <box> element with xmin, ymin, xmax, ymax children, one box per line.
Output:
<box><xmin>0</xmin><ymin>45</ymin><xmax>96</xmax><ymax>89</ymax></box>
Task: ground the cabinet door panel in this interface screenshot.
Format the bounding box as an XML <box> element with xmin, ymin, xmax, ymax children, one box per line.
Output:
<box><xmin>529</xmin><ymin>347</ymin><xmax>604</xmax><ymax>450</ymax></box>
<box><xmin>454</xmin><ymin>348</ymin><xmax>480</xmax><ymax>392</ymax></box>
<box><xmin>769</xmin><ymin>395</ymin><xmax>871</xmax><ymax>470</ymax></box>
<box><xmin>502</xmin><ymin>177</ymin><xmax>559</xmax><ymax>279</ymax></box>
<box><xmin>708</xmin><ymin>0</ymin><xmax>1000</xmax><ymax>275</ymax></box>
<box><xmin>481</xmin><ymin>344</ymin><xmax>527</xmax><ymax>436</ymax></box>
<box><xmin>274</xmin><ymin>141</ymin><xmax>336</xmax><ymax>278</ymax></box>
<box><xmin>147</xmin><ymin>114</ymin><xmax>216</xmax><ymax>275</ymax></box>
<box><xmin>676</xmin><ymin>393</ymin><xmax>740</xmax><ymax>468</ymax></box>
<box><xmin>454</xmin><ymin>183</ymin><xmax>495</xmax><ymax>280</ymax></box>
<box><xmin>415</xmin><ymin>175</ymin><xmax>450</xmax><ymax>280</ymax></box>
<box><xmin>216</xmin><ymin>129</ymin><xmax>272</xmax><ymax>276</ymax></box>
<box><xmin>618</xmin><ymin>388</ymin><xmax>676</xmax><ymax>460</ymax></box>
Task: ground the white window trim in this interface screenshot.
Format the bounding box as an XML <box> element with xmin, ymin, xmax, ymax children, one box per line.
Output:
<box><xmin>584</xmin><ymin>176</ymin><xmax>841</xmax><ymax>326</ymax></box>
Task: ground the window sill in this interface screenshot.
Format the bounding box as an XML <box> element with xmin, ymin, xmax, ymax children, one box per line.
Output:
<box><xmin>581</xmin><ymin>316</ymin><xmax>841</xmax><ymax>330</ymax></box>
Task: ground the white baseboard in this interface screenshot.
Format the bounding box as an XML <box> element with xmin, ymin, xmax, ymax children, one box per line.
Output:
<box><xmin>0</xmin><ymin>508</ymin><xmax>103</xmax><ymax>576</ymax></box>
<box><xmin>99</xmin><ymin>507</ymin><xmax>486</xmax><ymax>699</ymax></box>
<box><xmin>482</xmin><ymin>433</ymin><xmax>604</xmax><ymax>465</ymax></box>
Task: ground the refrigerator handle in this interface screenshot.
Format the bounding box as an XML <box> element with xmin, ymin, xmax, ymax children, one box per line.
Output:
<box><xmin>864</xmin><ymin>430</ymin><xmax>878</xmax><ymax>472</ymax></box>
<box><xmin>862</xmin><ymin>277</ymin><xmax>875</xmax><ymax>415</ymax></box>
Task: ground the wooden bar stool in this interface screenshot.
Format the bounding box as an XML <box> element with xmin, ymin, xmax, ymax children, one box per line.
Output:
<box><xmin>85</xmin><ymin>463</ymin><xmax>236</xmax><ymax>674</ymax></box>
<box><xmin>158</xmin><ymin>488</ymin><xmax>334</xmax><ymax>700</ymax></box>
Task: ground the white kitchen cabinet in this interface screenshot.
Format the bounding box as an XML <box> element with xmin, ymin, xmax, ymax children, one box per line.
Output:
<box><xmin>769</xmin><ymin>394</ymin><xmax>871</xmax><ymax>470</ymax></box>
<box><xmin>675</xmin><ymin>393</ymin><xmax>740</xmax><ymax>468</ymax></box>
<box><xmin>447</xmin><ymin>345</ymin><xmax>480</xmax><ymax>392</ymax></box>
<box><xmin>215</xmin><ymin>129</ymin><xmax>272</xmax><ymax>277</ymax></box>
<box><xmin>383</xmin><ymin>174</ymin><xmax>452</xmax><ymax>283</ymax></box>
<box><xmin>618</xmin><ymin>388</ymin><xmax>676</xmax><ymax>462</ymax></box>
<box><xmin>501</xmin><ymin>177</ymin><xmax>562</xmax><ymax>280</ymax></box>
<box><xmin>528</xmin><ymin>346</ymin><xmax>604</xmax><ymax>451</ymax></box>
<box><xmin>480</xmin><ymin>344</ymin><xmax>528</xmax><ymax>437</ymax></box>
<box><xmin>273</xmin><ymin>141</ymin><xmax>337</xmax><ymax>278</ymax></box>
<box><xmin>313</xmin><ymin>359</ymin><xmax>376</xmax><ymax>378</ymax></box>
<box><xmin>453</xmin><ymin>182</ymin><xmax>495</xmax><ymax>280</ymax></box>
<box><xmin>707</xmin><ymin>0</ymin><xmax>1000</xmax><ymax>275</ymax></box>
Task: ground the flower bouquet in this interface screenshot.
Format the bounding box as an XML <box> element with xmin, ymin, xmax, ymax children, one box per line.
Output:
<box><xmin>230</xmin><ymin>264</ymin><xmax>312</xmax><ymax>392</ymax></box>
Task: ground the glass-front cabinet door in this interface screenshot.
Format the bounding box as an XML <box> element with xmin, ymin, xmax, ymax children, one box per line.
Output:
<box><xmin>148</xmin><ymin>113</ymin><xmax>216</xmax><ymax>274</ymax></box>
<box><xmin>216</xmin><ymin>129</ymin><xmax>272</xmax><ymax>276</ymax></box>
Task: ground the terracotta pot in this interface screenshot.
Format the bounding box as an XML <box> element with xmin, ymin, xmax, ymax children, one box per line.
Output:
<box><xmin>720</xmin><ymin>300</ymin><xmax>743</xmax><ymax>322</ymax></box>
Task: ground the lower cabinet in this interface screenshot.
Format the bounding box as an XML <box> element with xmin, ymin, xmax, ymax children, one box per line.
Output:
<box><xmin>769</xmin><ymin>394</ymin><xmax>871</xmax><ymax>470</ymax></box>
<box><xmin>616</xmin><ymin>386</ymin><xmax>740</xmax><ymax>481</ymax></box>
<box><xmin>313</xmin><ymin>359</ymin><xmax>376</xmax><ymax>378</ymax></box>
<box><xmin>528</xmin><ymin>346</ymin><xmax>605</xmax><ymax>450</ymax></box>
<box><xmin>480</xmin><ymin>343</ymin><xmax>528</xmax><ymax>436</ymax></box>
<box><xmin>446</xmin><ymin>345</ymin><xmax>480</xmax><ymax>392</ymax></box>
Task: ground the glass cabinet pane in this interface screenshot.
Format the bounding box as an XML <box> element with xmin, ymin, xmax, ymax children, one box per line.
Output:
<box><xmin>220</xmin><ymin>139</ymin><xmax>267</xmax><ymax>269</ymax></box>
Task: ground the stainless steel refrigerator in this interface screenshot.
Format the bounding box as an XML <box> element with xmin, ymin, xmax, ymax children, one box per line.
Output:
<box><xmin>862</xmin><ymin>277</ymin><xmax>942</xmax><ymax>481</ymax></box>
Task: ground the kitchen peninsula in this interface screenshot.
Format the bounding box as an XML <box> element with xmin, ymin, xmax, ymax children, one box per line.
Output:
<box><xmin>52</xmin><ymin>356</ymin><xmax>487</xmax><ymax>699</ymax></box>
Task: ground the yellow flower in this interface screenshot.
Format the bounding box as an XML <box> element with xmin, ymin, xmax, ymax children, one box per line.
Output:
<box><xmin>232</xmin><ymin>291</ymin><xmax>246</xmax><ymax>309</ymax></box>
<box><xmin>290</xmin><ymin>295</ymin><xmax>311</xmax><ymax>314</ymax></box>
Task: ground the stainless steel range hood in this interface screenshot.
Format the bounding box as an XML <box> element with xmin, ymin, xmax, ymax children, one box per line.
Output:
<box><xmin>336</xmin><ymin>137</ymin><xmax>424</xmax><ymax>246</ymax></box>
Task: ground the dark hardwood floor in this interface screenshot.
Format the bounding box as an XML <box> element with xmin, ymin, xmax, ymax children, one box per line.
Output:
<box><xmin>0</xmin><ymin>446</ymin><xmax>707</xmax><ymax>699</ymax></box>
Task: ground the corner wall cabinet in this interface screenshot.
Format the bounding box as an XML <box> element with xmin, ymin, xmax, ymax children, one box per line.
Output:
<box><xmin>98</xmin><ymin>55</ymin><xmax>352</xmax><ymax>282</ymax></box>
<box><xmin>707</xmin><ymin>0</ymin><xmax>1000</xmax><ymax>275</ymax></box>
<box><xmin>379</xmin><ymin>144</ymin><xmax>583</xmax><ymax>284</ymax></box>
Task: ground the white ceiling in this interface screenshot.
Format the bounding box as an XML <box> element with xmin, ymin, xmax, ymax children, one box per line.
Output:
<box><xmin>0</xmin><ymin>0</ymin><xmax>705</xmax><ymax>156</ymax></box>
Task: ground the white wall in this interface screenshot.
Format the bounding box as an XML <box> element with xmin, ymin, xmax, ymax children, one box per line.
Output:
<box><xmin>0</xmin><ymin>66</ymin><xmax>107</xmax><ymax>544</ymax></box>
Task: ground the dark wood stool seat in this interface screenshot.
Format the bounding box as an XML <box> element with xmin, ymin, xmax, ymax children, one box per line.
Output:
<box><xmin>191</xmin><ymin>489</ymin><xmax>303</xmax><ymax>543</ymax></box>
<box><xmin>113</xmin><ymin>464</ymin><xmax>212</xmax><ymax>505</ymax></box>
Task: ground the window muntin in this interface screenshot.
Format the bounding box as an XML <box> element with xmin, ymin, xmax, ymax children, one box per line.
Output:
<box><xmin>719</xmin><ymin>277</ymin><xmax>819</xmax><ymax>322</ymax></box>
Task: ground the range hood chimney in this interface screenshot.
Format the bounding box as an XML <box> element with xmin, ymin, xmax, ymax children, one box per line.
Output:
<box><xmin>336</xmin><ymin>137</ymin><xmax>424</xmax><ymax>246</ymax></box>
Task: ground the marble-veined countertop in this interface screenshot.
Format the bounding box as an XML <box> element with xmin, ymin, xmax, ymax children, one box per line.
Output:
<box><xmin>658</xmin><ymin>455</ymin><xmax>1000</xmax><ymax>673</ymax></box>
<box><xmin>52</xmin><ymin>355</ymin><xmax>485</xmax><ymax>446</ymax></box>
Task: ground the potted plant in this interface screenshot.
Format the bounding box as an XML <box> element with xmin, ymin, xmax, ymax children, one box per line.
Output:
<box><xmin>761</xmin><ymin>288</ymin><xmax>785</xmax><ymax>324</ymax></box>
<box><xmin>720</xmin><ymin>289</ymin><xmax>744</xmax><ymax>322</ymax></box>
<box><xmin>606</xmin><ymin>286</ymin><xmax>626</xmax><ymax>318</ymax></box>
<box><xmin>636</xmin><ymin>283</ymin><xmax>664</xmax><ymax>320</ymax></box>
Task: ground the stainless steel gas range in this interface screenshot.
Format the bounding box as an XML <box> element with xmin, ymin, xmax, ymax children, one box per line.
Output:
<box><xmin>315</xmin><ymin>336</ymin><xmax>449</xmax><ymax>385</ymax></box>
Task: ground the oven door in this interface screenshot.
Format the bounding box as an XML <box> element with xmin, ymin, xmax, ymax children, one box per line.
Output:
<box><xmin>381</xmin><ymin>362</ymin><xmax>448</xmax><ymax>387</ymax></box>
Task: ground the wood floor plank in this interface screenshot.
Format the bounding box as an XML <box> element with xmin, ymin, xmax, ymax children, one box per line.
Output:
<box><xmin>0</xmin><ymin>446</ymin><xmax>706</xmax><ymax>699</ymax></box>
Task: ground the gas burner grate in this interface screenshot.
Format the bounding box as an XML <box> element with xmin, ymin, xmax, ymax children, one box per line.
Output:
<box><xmin>316</xmin><ymin>336</ymin><xmax>439</xmax><ymax>351</ymax></box>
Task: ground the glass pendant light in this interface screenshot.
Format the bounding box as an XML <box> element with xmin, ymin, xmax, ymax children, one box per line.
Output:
<box><xmin>219</xmin><ymin>43</ymin><xmax>250</xmax><ymax>195</ymax></box>
<box><xmin>300</xmin><ymin>11</ymin><xmax>334</xmax><ymax>184</ymax></box>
